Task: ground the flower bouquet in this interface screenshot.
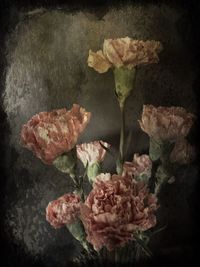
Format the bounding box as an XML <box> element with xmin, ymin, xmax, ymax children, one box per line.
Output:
<box><xmin>20</xmin><ymin>37</ymin><xmax>196</xmax><ymax>266</ymax></box>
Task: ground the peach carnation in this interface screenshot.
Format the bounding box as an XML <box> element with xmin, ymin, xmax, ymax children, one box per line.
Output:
<box><xmin>80</xmin><ymin>173</ymin><xmax>157</xmax><ymax>251</ymax></box>
<box><xmin>20</xmin><ymin>104</ymin><xmax>91</xmax><ymax>164</ymax></box>
<box><xmin>46</xmin><ymin>193</ymin><xmax>81</xmax><ymax>228</ymax></box>
<box><xmin>88</xmin><ymin>37</ymin><xmax>162</xmax><ymax>73</ymax></box>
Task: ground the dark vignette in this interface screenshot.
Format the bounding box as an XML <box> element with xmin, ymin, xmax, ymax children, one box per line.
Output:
<box><xmin>0</xmin><ymin>0</ymin><xmax>200</xmax><ymax>267</ymax></box>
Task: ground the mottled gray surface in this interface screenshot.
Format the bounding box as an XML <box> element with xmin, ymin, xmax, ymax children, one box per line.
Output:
<box><xmin>3</xmin><ymin>4</ymin><xmax>198</xmax><ymax>266</ymax></box>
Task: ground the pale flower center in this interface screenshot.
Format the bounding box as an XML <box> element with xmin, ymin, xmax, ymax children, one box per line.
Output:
<box><xmin>37</xmin><ymin>127</ymin><xmax>51</xmax><ymax>143</ymax></box>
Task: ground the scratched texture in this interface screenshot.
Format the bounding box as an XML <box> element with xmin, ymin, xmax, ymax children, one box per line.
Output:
<box><xmin>1</xmin><ymin>2</ymin><xmax>200</xmax><ymax>267</ymax></box>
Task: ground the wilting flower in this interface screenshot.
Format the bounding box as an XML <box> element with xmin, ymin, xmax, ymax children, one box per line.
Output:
<box><xmin>80</xmin><ymin>173</ymin><xmax>157</xmax><ymax>251</ymax></box>
<box><xmin>20</xmin><ymin>104</ymin><xmax>91</xmax><ymax>164</ymax></box>
<box><xmin>139</xmin><ymin>105</ymin><xmax>195</xmax><ymax>142</ymax></box>
<box><xmin>123</xmin><ymin>154</ymin><xmax>152</xmax><ymax>180</ymax></box>
<box><xmin>76</xmin><ymin>141</ymin><xmax>110</xmax><ymax>167</ymax></box>
<box><xmin>170</xmin><ymin>139</ymin><xmax>196</xmax><ymax>165</ymax></box>
<box><xmin>88</xmin><ymin>37</ymin><xmax>162</xmax><ymax>73</ymax></box>
<box><xmin>46</xmin><ymin>193</ymin><xmax>80</xmax><ymax>228</ymax></box>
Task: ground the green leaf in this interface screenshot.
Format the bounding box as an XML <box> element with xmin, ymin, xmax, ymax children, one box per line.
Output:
<box><xmin>134</xmin><ymin>235</ymin><xmax>152</xmax><ymax>258</ymax></box>
<box><xmin>149</xmin><ymin>224</ymin><xmax>168</xmax><ymax>237</ymax></box>
<box><xmin>67</xmin><ymin>220</ymin><xmax>89</xmax><ymax>252</ymax></box>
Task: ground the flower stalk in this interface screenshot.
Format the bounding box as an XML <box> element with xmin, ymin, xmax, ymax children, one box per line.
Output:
<box><xmin>114</xmin><ymin>67</ymin><xmax>137</xmax><ymax>174</ymax></box>
<box><xmin>74</xmin><ymin>179</ymin><xmax>85</xmax><ymax>202</ymax></box>
<box><xmin>117</xmin><ymin>103</ymin><xmax>125</xmax><ymax>174</ymax></box>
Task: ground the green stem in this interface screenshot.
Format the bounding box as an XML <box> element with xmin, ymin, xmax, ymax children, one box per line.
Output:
<box><xmin>149</xmin><ymin>138</ymin><xmax>175</xmax><ymax>194</ymax></box>
<box><xmin>118</xmin><ymin>102</ymin><xmax>125</xmax><ymax>175</ymax></box>
<box><xmin>116</xmin><ymin>101</ymin><xmax>125</xmax><ymax>175</ymax></box>
<box><xmin>154</xmin><ymin>160</ymin><xmax>172</xmax><ymax>195</ymax></box>
<box><xmin>71</xmin><ymin>174</ymin><xmax>85</xmax><ymax>202</ymax></box>
<box><xmin>69</xmin><ymin>173</ymin><xmax>77</xmax><ymax>185</ymax></box>
<box><xmin>78</xmin><ymin>187</ymin><xmax>85</xmax><ymax>202</ymax></box>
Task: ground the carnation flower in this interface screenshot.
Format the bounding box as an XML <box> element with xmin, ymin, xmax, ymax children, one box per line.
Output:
<box><xmin>76</xmin><ymin>141</ymin><xmax>110</xmax><ymax>184</ymax></box>
<box><xmin>123</xmin><ymin>154</ymin><xmax>152</xmax><ymax>180</ymax></box>
<box><xmin>139</xmin><ymin>105</ymin><xmax>195</xmax><ymax>142</ymax></box>
<box><xmin>88</xmin><ymin>37</ymin><xmax>162</xmax><ymax>73</ymax></box>
<box><xmin>103</xmin><ymin>37</ymin><xmax>162</xmax><ymax>68</ymax></box>
<box><xmin>46</xmin><ymin>193</ymin><xmax>80</xmax><ymax>228</ymax></box>
<box><xmin>170</xmin><ymin>139</ymin><xmax>196</xmax><ymax>165</ymax></box>
<box><xmin>76</xmin><ymin>141</ymin><xmax>110</xmax><ymax>167</ymax></box>
<box><xmin>80</xmin><ymin>173</ymin><xmax>157</xmax><ymax>251</ymax></box>
<box><xmin>20</xmin><ymin>104</ymin><xmax>91</xmax><ymax>164</ymax></box>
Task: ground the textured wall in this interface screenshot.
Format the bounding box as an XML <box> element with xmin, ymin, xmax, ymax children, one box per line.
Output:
<box><xmin>2</xmin><ymin>4</ymin><xmax>199</xmax><ymax>267</ymax></box>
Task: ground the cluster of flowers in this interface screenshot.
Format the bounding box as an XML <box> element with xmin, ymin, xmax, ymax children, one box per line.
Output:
<box><xmin>20</xmin><ymin>37</ymin><xmax>196</xmax><ymax>259</ymax></box>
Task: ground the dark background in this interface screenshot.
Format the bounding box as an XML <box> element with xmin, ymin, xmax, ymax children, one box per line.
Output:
<box><xmin>0</xmin><ymin>0</ymin><xmax>200</xmax><ymax>267</ymax></box>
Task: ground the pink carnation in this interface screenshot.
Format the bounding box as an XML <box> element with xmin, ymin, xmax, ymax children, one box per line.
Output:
<box><xmin>139</xmin><ymin>105</ymin><xmax>195</xmax><ymax>142</ymax></box>
<box><xmin>20</xmin><ymin>104</ymin><xmax>91</xmax><ymax>164</ymax></box>
<box><xmin>46</xmin><ymin>193</ymin><xmax>81</xmax><ymax>228</ymax></box>
<box><xmin>76</xmin><ymin>141</ymin><xmax>110</xmax><ymax>167</ymax></box>
<box><xmin>123</xmin><ymin>154</ymin><xmax>152</xmax><ymax>180</ymax></box>
<box><xmin>80</xmin><ymin>174</ymin><xmax>157</xmax><ymax>251</ymax></box>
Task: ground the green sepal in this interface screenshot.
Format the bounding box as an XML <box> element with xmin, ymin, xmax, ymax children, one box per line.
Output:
<box><xmin>113</xmin><ymin>66</ymin><xmax>136</xmax><ymax>106</ymax></box>
<box><xmin>136</xmin><ymin>173</ymin><xmax>149</xmax><ymax>183</ymax></box>
<box><xmin>149</xmin><ymin>138</ymin><xmax>174</xmax><ymax>162</ymax></box>
<box><xmin>53</xmin><ymin>150</ymin><xmax>76</xmax><ymax>176</ymax></box>
<box><xmin>149</xmin><ymin>138</ymin><xmax>162</xmax><ymax>161</ymax></box>
<box><xmin>134</xmin><ymin>232</ymin><xmax>152</xmax><ymax>258</ymax></box>
<box><xmin>87</xmin><ymin>162</ymin><xmax>101</xmax><ymax>184</ymax></box>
